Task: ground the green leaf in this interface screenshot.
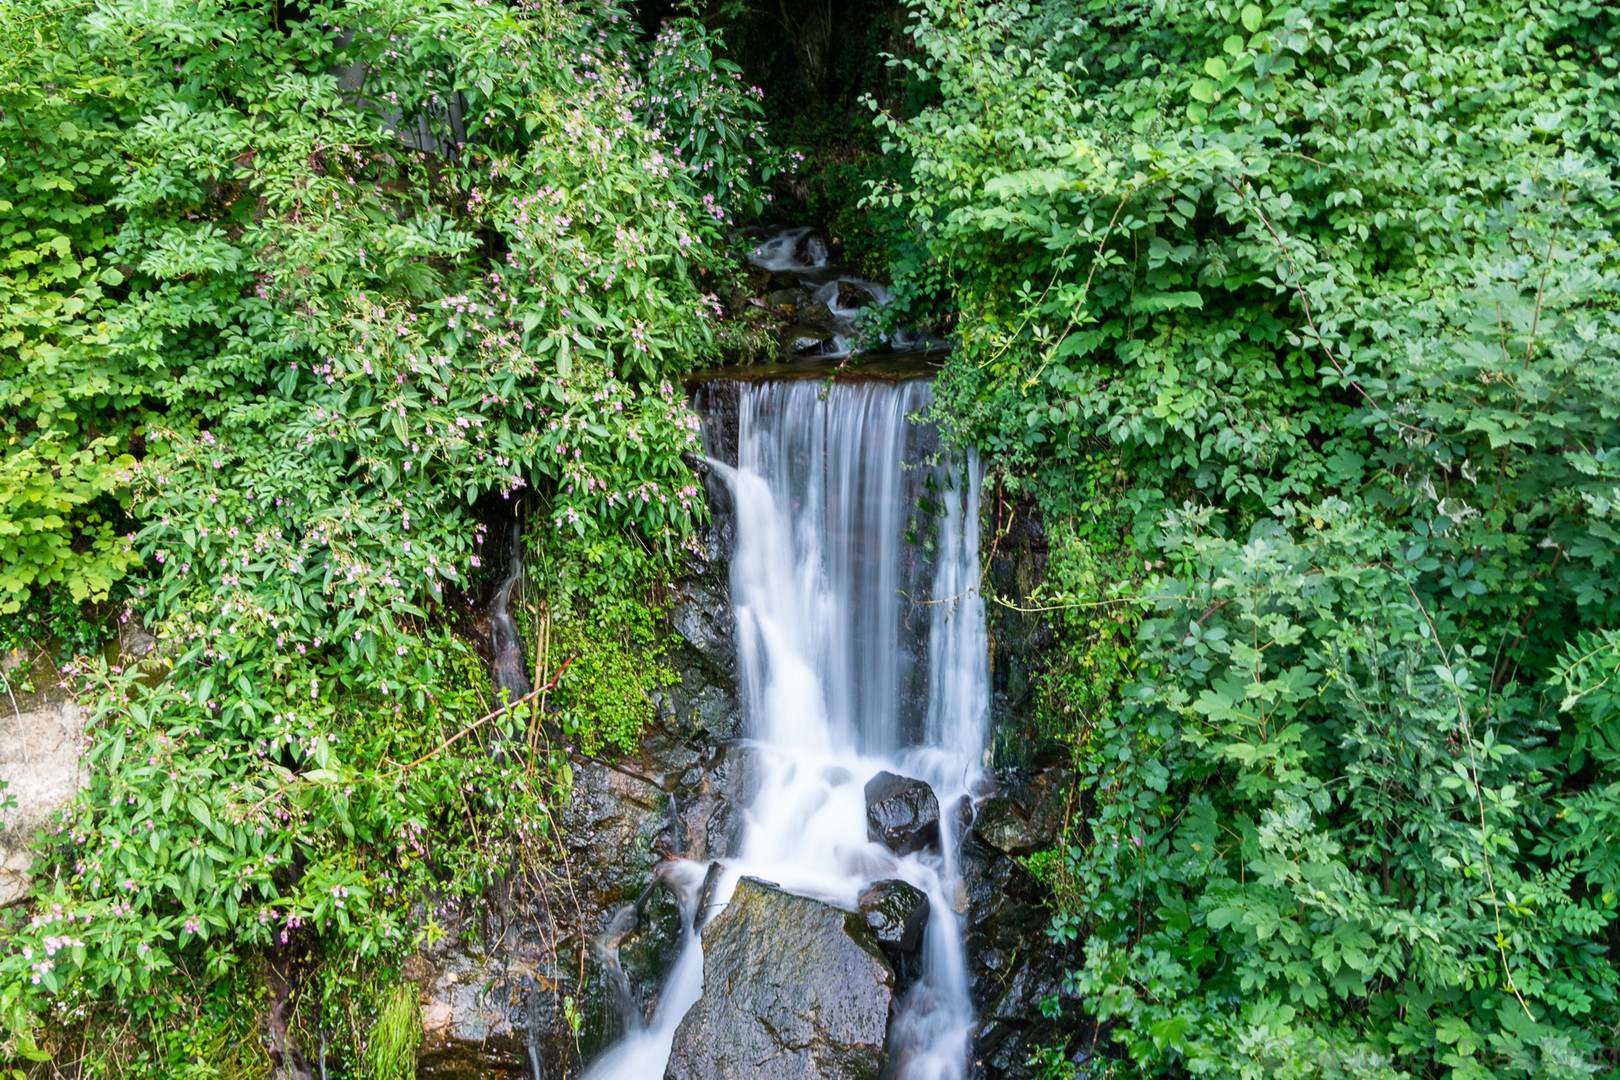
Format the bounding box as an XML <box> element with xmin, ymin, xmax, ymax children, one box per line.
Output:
<box><xmin>1131</xmin><ymin>291</ymin><xmax>1205</xmax><ymax>313</ymax></box>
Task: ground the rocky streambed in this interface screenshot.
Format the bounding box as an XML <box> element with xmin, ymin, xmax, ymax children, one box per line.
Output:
<box><xmin>413</xmin><ymin>709</ymin><xmax>1085</xmax><ymax>1078</ymax></box>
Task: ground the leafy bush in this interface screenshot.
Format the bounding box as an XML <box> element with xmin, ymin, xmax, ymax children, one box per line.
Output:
<box><xmin>874</xmin><ymin>0</ymin><xmax>1620</xmax><ymax>1073</ymax></box>
<box><xmin>0</xmin><ymin>4</ymin><xmax>134</xmax><ymax>614</ymax></box>
<box><xmin>1056</xmin><ymin>505</ymin><xmax>1613</xmax><ymax>1077</ymax></box>
<box><xmin>638</xmin><ymin>15</ymin><xmax>789</xmax><ymax>221</ymax></box>
<box><xmin>0</xmin><ymin>0</ymin><xmax>773</xmax><ymax>1067</ymax></box>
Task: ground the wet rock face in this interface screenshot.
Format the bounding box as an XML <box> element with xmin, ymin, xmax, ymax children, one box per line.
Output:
<box><xmin>661</xmin><ymin>518</ymin><xmax>742</xmax><ymax>745</ymax></box>
<box><xmin>410</xmin><ymin>895</ymin><xmax>584</xmax><ymax>1077</ymax></box>
<box><xmin>664</xmin><ymin>877</ymin><xmax>894</xmax><ymax>1080</ymax></box>
<box><xmin>413</xmin><ymin>922</ymin><xmax>532</xmax><ymax>1077</ymax></box>
<box><xmin>971</xmin><ymin>764</ymin><xmax>1070</xmax><ymax>859</ymax></box>
<box><xmin>666</xmin><ymin>740</ymin><xmax>760</xmax><ymax>863</ymax></box>
<box><xmin>983</xmin><ymin>498</ymin><xmax>1051</xmax><ymax>774</ymax></box>
<box><xmin>865</xmin><ymin>772</ymin><xmax>940</xmax><ymax>856</ymax></box>
<box><xmin>960</xmin><ymin>757</ymin><xmax>1094</xmax><ymax>1078</ymax></box>
<box><xmin>416</xmin><ymin>1044</ymin><xmax>527</xmax><ymax>1080</ymax></box>
<box><xmin>413</xmin><ymin>751</ymin><xmax>679</xmax><ymax>1077</ymax></box>
<box><xmin>559</xmin><ymin>760</ymin><xmax>669</xmax><ymax>918</ymax></box>
<box><xmin>858</xmin><ymin>879</ymin><xmax>929</xmax><ymax>957</ymax></box>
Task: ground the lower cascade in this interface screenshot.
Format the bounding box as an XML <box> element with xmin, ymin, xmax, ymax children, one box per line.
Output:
<box><xmin>586</xmin><ymin>374</ymin><xmax>988</xmax><ymax>1080</ymax></box>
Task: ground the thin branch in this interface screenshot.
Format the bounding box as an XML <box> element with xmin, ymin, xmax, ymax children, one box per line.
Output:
<box><xmin>1223</xmin><ymin>175</ymin><xmax>1387</xmax><ymax>419</ymax></box>
<box><xmin>1400</xmin><ymin>578</ymin><xmax>1532</xmax><ymax>1018</ymax></box>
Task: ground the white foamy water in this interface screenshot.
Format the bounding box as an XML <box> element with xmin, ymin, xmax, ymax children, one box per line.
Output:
<box><xmin>585</xmin><ymin>377</ymin><xmax>987</xmax><ymax>1080</ymax></box>
<box><xmin>746</xmin><ymin>226</ymin><xmax>910</xmax><ymax>359</ymax></box>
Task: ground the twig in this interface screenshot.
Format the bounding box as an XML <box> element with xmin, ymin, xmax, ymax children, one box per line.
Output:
<box><xmin>1222</xmin><ymin>175</ymin><xmax>1385</xmax><ymax>417</ymax></box>
<box><xmin>392</xmin><ymin>658</ymin><xmax>572</xmax><ymax>777</ymax></box>
<box><xmin>3</xmin><ymin>663</ymin><xmax>26</xmax><ymax>765</ymax></box>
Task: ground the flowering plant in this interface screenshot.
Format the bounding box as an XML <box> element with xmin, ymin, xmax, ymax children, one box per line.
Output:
<box><xmin>0</xmin><ymin>0</ymin><xmax>774</xmax><ymax>1066</ymax></box>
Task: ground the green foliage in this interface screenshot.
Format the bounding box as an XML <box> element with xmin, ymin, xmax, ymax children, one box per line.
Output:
<box><xmin>1055</xmin><ymin>506</ymin><xmax>1613</xmax><ymax>1078</ymax></box>
<box><xmin>639</xmin><ymin>15</ymin><xmax>788</xmax><ymax>221</ymax></box>
<box><xmin>9</xmin><ymin>638</ymin><xmax>549</xmax><ymax>1003</ymax></box>
<box><xmin>523</xmin><ymin>525</ymin><xmax>681</xmax><ymax>755</ymax></box>
<box><xmin>362</xmin><ymin>982</ymin><xmax>422</xmax><ymax>1080</ymax></box>
<box><xmin>0</xmin><ymin>4</ymin><xmax>135</xmax><ymax>613</ymax></box>
<box><xmin>548</xmin><ymin>604</ymin><xmax>675</xmax><ymax>755</ymax></box>
<box><xmin>0</xmin><ymin>435</ymin><xmax>135</xmax><ymax>614</ymax></box>
<box><xmin>0</xmin><ymin>589</ymin><xmax>116</xmax><ymax>688</ymax></box>
<box><xmin>874</xmin><ymin>0</ymin><xmax>1620</xmax><ymax>1073</ymax></box>
<box><xmin>1026</xmin><ymin>522</ymin><xmax>1137</xmax><ymax>745</ymax></box>
<box><xmin>0</xmin><ymin>0</ymin><xmax>774</xmax><ymax>1067</ymax></box>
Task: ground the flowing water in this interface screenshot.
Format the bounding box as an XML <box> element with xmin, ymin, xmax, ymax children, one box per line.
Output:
<box><xmin>489</xmin><ymin>518</ymin><xmax>532</xmax><ymax>705</ymax></box>
<box><xmin>747</xmin><ymin>226</ymin><xmax>937</xmax><ymax>358</ymax></box>
<box><xmin>585</xmin><ymin>375</ymin><xmax>988</xmax><ymax>1079</ymax></box>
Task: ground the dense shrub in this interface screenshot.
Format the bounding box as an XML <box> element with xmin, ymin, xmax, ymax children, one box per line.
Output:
<box><xmin>877</xmin><ymin>0</ymin><xmax>1620</xmax><ymax>1074</ymax></box>
<box><xmin>0</xmin><ymin>0</ymin><xmax>770</xmax><ymax>1068</ymax></box>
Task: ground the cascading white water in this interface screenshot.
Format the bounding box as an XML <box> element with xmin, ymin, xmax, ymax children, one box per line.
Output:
<box><xmin>746</xmin><ymin>226</ymin><xmax>922</xmax><ymax>358</ymax></box>
<box><xmin>585</xmin><ymin>375</ymin><xmax>987</xmax><ymax>1080</ymax></box>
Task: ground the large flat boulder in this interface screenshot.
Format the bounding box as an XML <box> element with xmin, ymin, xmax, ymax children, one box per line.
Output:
<box><xmin>664</xmin><ymin>877</ymin><xmax>893</xmax><ymax>1080</ymax></box>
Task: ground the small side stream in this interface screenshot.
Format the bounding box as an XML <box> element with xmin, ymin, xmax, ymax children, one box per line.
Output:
<box><xmin>744</xmin><ymin>225</ymin><xmax>940</xmax><ymax>359</ymax></box>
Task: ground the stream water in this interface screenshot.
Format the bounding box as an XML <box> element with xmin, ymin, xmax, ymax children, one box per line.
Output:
<box><xmin>584</xmin><ymin>375</ymin><xmax>987</xmax><ymax>1079</ymax></box>
<box><xmin>489</xmin><ymin>518</ymin><xmax>531</xmax><ymax>705</ymax></box>
<box><xmin>747</xmin><ymin>226</ymin><xmax>936</xmax><ymax>358</ymax></box>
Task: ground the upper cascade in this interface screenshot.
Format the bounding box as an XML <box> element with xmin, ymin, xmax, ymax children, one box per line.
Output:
<box><xmin>743</xmin><ymin>226</ymin><xmax>937</xmax><ymax>360</ymax></box>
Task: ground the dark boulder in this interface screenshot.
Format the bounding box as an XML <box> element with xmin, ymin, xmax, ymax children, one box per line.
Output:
<box><xmin>858</xmin><ymin>879</ymin><xmax>930</xmax><ymax>957</ymax></box>
<box><xmin>795</xmin><ymin>302</ymin><xmax>839</xmax><ymax>331</ymax></box>
<box><xmin>768</xmin><ymin>287</ymin><xmax>811</xmax><ymax>313</ymax></box>
<box><xmin>972</xmin><ymin>794</ymin><xmax>1038</xmax><ymax>856</ymax></box>
<box><xmin>836</xmin><ymin>280</ymin><xmax>878</xmax><ymax>309</ymax></box>
<box><xmin>783</xmin><ymin>326</ymin><xmax>836</xmax><ymax>355</ymax></box>
<box><xmin>972</xmin><ymin>764</ymin><xmax>1073</xmax><ymax>857</ymax></box>
<box><xmin>664</xmin><ymin>877</ymin><xmax>894</xmax><ymax>1080</ymax></box>
<box><xmin>864</xmin><ymin>772</ymin><xmax>940</xmax><ymax>856</ymax></box>
<box><xmin>959</xmin><ymin>757</ymin><xmax>1092</xmax><ymax>1077</ymax></box>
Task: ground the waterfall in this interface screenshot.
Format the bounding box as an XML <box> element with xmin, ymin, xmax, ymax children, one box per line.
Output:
<box><xmin>586</xmin><ymin>375</ymin><xmax>987</xmax><ymax>1080</ymax></box>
